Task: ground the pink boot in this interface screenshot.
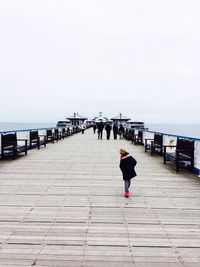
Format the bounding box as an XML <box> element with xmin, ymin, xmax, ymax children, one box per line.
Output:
<box><xmin>124</xmin><ymin>191</ymin><xmax>129</xmax><ymax>198</ymax></box>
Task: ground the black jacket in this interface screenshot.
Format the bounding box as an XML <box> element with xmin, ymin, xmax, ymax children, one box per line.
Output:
<box><xmin>98</xmin><ymin>122</ymin><xmax>104</xmax><ymax>131</ymax></box>
<box><xmin>105</xmin><ymin>124</ymin><xmax>112</xmax><ymax>132</ymax></box>
<box><xmin>113</xmin><ymin>125</ymin><xmax>118</xmax><ymax>132</ymax></box>
<box><xmin>119</xmin><ymin>126</ymin><xmax>124</xmax><ymax>133</ymax></box>
<box><xmin>119</xmin><ymin>154</ymin><xmax>137</xmax><ymax>180</ymax></box>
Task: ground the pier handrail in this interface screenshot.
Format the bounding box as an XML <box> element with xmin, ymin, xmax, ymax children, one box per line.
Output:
<box><xmin>0</xmin><ymin>127</ymin><xmax>67</xmax><ymax>135</ymax></box>
<box><xmin>144</xmin><ymin>130</ymin><xmax>200</xmax><ymax>141</ymax></box>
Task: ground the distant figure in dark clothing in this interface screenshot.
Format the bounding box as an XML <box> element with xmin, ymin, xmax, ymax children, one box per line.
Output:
<box><xmin>67</xmin><ymin>127</ymin><xmax>70</xmax><ymax>136</ymax></box>
<box><xmin>105</xmin><ymin>123</ymin><xmax>112</xmax><ymax>140</ymax></box>
<box><xmin>97</xmin><ymin>121</ymin><xmax>104</xmax><ymax>139</ymax></box>
<box><xmin>113</xmin><ymin>124</ymin><xmax>118</xmax><ymax>140</ymax></box>
<box><xmin>119</xmin><ymin>124</ymin><xmax>125</xmax><ymax>139</ymax></box>
<box><xmin>81</xmin><ymin>124</ymin><xmax>85</xmax><ymax>134</ymax></box>
<box><xmin>119</xmin><ymin>148</ymin><xmax>137</xmax><ymax>198</ymax></box>
<box><xmin>93</xmin><ymin>123</ymin><xmax>97</xmax><ymax>134</ymax></box>
<box><xmin>75</xmin><ymin>126</ymin><xmax>79</xmax><ymax>133</ymax></box>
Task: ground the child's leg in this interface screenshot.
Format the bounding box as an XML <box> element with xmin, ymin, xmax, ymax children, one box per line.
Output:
<box><xmin>124</xmin><ymin>180</ymin><xmax>131</xmax><ymax>192</ymax></box>
<box><xmin>128</xmin><ymin>179</ymin><xmax>131</xmax><ymax>191</ymax></box>
<box><xmin>124</xmin><ymin>180</ymin><xmax>129</xmax><ymax>192</ymax></box>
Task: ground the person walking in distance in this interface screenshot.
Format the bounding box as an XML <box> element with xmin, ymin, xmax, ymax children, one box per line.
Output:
<box><xmin>119</xmin><ymin>148</ymin><xmax>137</xmax><ymax>198</ymax></box>
<box><xmin>113</xmin><ymin>123</ymin><xmax>118</xmax><ymax>140</ymax></box>
<box><xmin>97</xmin><ymin>121</ymin><xmax>104</xmax><ymax>139</ymax></box>
<box><xmin>105</xmin><ymin>123</ymin><xmax>112</xmax><ymax>140</ymax></box>
<box><xmin>93</xmin><ymin>123</ymin><xmax>97</xmax><ymax>134</ymax></box>
<box><xmin>119</xmin><ymin>124</ymin><xmax>125</xmax><ymax>139</ymax></box>
<box><xmin>81</xmin><ymin>124</ymin><xmax>85</xmax><ymax>134</ymax></box>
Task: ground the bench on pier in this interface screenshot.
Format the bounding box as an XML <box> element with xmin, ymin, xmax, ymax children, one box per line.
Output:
<box><xmin>129</xmin><ymin>130</ymin><xmax>136</xmax><ymax>143</ymax></box>
<box><xmin>163</xmin><ymin>138</ymin><xmax>194</xmax><ymax>172</ymax></box>
<box><xmin>62</xmin><ymin>128</ymin><xmax>71</xmax><ymax>138</ymax></box>
<box><xmin>124</xmin><ymin>129</ymin><xmax>137</xmax><ymax>143</ymax></box>
<box><xmin>124</xmin><ymin>129</ymin><xmax>134</xmax><ymax>142</ymax></box>
<box><xmin>123</xmin><ymin>129</ymin><xmax>129</xmax><ymax>140</ymax></box>
<box><xmin>46</xmin><ymin>129</ymin><xmax>54</xmax><ymax>143</ymax></box>
<box><xmin>71</xmin><ymin>127</ymin><xmax>75</xmax><ymax>135</ymax></box>
<box><xmin>60</xmin><ymin>128</ymin><xmax>66</xmax><ymax>139</ymax></box>
<box><xmin>1</xmin><ymin>133</ymin><xmax>28</xmax><ymax>160</ymax></box>
<box><xmin>30</xmin><ymin>130</ymin><xmax>46</xmax><ymax>149</ymax></box>
<box><xmin>54</xmin><ymin>128</ymin><xmax>61</xmax><ymax>142</ymax></box>
<box><xmin>145</xmin><ymin>133</ymin><xmax>163</xmax><ymax>156</ymax></box>
<box><xmin>67</xmin><ymin>128</ymin><xmax>72</xmax><ymax>137</ymax></box>
<box><xmin>77</xmin><ymin>126</ymin><xmax>81</xmax><ymax>133</ymax></box>
<box><xmin>72</xmin><ymin>126</ymin><xmax>81</xmax><ymax>134</ymax></box>
<box><xmin>134</xmin><ymin>131</ymin><xmax>143</xmax><ymax>145</ymax></box>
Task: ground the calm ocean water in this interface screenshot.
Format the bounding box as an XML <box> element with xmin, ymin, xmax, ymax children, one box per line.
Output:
<box><xmin>0</xmin><ymin>122</ymin><xmax>55</xmax><ymax>132</ymax></box>
<box><xmin>0</xmin><ymin>122</ymin><xmax>200</xmax><ymax>139</ymax></box>
<box><xmin>146</xmin><ymin>124</ymin><xmax>200</xmax><ymax>139</ymax></box>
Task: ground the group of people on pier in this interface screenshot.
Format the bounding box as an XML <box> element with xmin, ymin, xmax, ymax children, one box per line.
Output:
<box><xmin>93</xmin><ymin>122</ymin><xmax>125</xmax><ymax>140</ymax></box>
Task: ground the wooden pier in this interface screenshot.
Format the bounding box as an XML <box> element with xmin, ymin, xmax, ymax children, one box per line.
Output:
<box><xmin>0</xmin><ymin>129</ymin><xmax>200</xmax><ymax>266</ymax></box>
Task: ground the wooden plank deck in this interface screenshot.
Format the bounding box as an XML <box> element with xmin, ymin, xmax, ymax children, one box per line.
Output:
<box><xmin>0</xmin><ymin>129</ymin><xmax>200</xmax><ymax>267</ymax></box>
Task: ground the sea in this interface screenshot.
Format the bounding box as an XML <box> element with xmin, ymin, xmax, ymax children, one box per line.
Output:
<box><xmin>0</xmin><ymin>122</ymin><xmax>55</xmax><ymax>132</ymax></box>
<box><xmin>0</xmin><ymin>122</ymin><xmax>200</xmax><ymax>139</ymax></box>
<box><xmin>145</xmin><ymin>124</ymin><xmax>200</xmax><ymax>139</ymax></box>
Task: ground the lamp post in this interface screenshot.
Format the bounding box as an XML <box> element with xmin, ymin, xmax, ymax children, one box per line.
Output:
<box><xmin>73</xmin><ymin>113</ymin><xmax>76</xmax><ymax>126</ymax></box>
<box><xmin>119</xmin><ymin>113</ymin><xmax>122</xmax><ymax>126</ymax></box>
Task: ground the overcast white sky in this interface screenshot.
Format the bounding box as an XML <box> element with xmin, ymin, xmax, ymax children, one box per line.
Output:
<box><xmin>0</xmin><ymin>0</ymin><xmax>200</xmax><ymax>123</ymax></box>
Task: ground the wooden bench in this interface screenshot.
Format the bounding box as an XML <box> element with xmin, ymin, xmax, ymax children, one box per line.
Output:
<box><xmin>66</xmin><ymin>128</ymin><xmax>71</xmax><ymax>137</ymax></box>
<box><xmin>134</xmin><ymin>131</ymin><xmax>143</xmax><ymax>145</ymax></box>
<box><xmin>1</xmin><ymin>133</ymin><xmax>28</xmax><ymax>160</ymax></box>
<box><xmin>129</xmin><ymin>130</ymin><xmax>136</xmax><ymax>143</ymax></box>
<box><xmin>61</xmin><ymin>128</ymin><xmax>66</xmax><ymax>139</ymax></box>
<box><xmin>72</xmin><ymin>126</ymin><xmax>80</xmax><ymax>135</ymax></box>
<box><xmin>46</xmin><ymin>129</ymin><xmax>54</xmax><ymax>143</ymax></box>
<box><xmin>30</xmin><ymin>130</ymin><xmax>46</xmax><ymax>149</ymax></box>
<box><xmin>61</xmin><ymin>128</ymin><xmax>70</xmax><ymax>139</ymax></box>
<box><xmin>123</xmin><ymin>129</ymin><xmax>128</xmax><ymax>140</ymax></box>
<box><xmin>145</xmin><ymin>133</ymin><xmax>163</xmax><ymax>156</ymax></box>
<box><xmin>124</xmin><ymin>129</ymin><xmax>134</xmax><ymax>142</ymax></box>
<box><xmin>76</xmin><ymin>126</ymin><xmax>81</xmax><ymax>133</ymax></box>
<box><xmin>163</xmin><ymin>138</ymin><xmax>194</xmax><ymax>172</ymax></box>
<box><xmin>54</xmin><ymin>129</ymin><xmax>61</xmax><ymax>142</ymax></box>
<box><xmin>62</xmin><ymin>128</ymin><xmax>71</xmax><ymax>138</ymax></box>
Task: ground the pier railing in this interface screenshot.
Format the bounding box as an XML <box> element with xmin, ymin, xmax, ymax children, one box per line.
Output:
<box><xmin>133</xmin><ymin>129</ymin><xmax>200</xmax><ymax>176</ymax></box>
<box><xmin>0</xmin><ymin>125</ymin><xmax>90</xmax><ymax>158</ymax></box>
<box><xmin>0</xmin><ymin>127</ymin><xmax>62</xmax><ymax>147</ymax></box>
<box><xmin>1</xmin><ymin>126</ymin><xmax>200</xmax><ymax>175</ymax></box>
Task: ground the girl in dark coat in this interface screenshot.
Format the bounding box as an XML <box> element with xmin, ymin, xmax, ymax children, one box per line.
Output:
<box><xmin>119</xmin><ymin>148</ymin><xmax>137</xmax><ymax>198</ymax></box>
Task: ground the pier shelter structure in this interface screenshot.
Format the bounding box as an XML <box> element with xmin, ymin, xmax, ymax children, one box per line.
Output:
<box><xmin>92</xmin><ymin>112</ymin><xmax>109</xmax><ymax>123</ymax></box>
<box><xmin>0</xmin><ymin>128</ymin><xmax>200</xmax><ymax>266</ymax></box>
<box><xmin>111</xmin><ymin>113</ymin><xmax>130</xmax><ymax>126</ymax></box>
<box><xmin>66</xmin><ymin>113</ymin><xmax>87</xmax><ymax>126</ymax></box>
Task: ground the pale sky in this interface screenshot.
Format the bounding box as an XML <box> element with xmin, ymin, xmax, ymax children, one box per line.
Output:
<box><xmin>0</xmin><ymin>0</ymin><xmax>200</xmax><ymax>123</ymax></box>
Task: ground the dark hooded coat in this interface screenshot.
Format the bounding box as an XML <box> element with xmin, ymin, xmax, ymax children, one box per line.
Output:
<box><xmin>119</xmin><ymin>153</ymin><xmax>137</xmax><ymax>180</ymax></box>
<box><xmin>105</xmin><ymin>123</ymin><xmax>112</xmax><ymax>132</ymax></box>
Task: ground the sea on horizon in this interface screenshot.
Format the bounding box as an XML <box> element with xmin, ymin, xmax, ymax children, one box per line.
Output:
<box><xmin>146</xmin><ymin>123</ymin><xmax>200</xmax><ymax>139</ymax></box>
<box><xmin>0</xmin><ymin>122</ymin><xmax>199</xmax><ymax>139</ymax></box>
<box><xmin>0</xmin><ymin>122</ymin><xmax>55</xmax><ymax>132</ymax></box>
